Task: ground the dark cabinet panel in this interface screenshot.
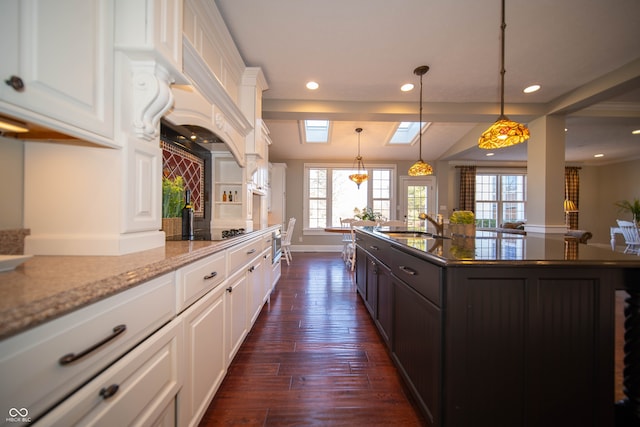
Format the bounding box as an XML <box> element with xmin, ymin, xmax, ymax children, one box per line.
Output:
<box><xmin>391</xmin><ymin>246</ymin><xmax>442</xmax><ymax>306</ymax></box>
<box><xmin>393</xmin><ymin>276</ymin><xmax>441</xmax><ymax>426</ymax></box>
<box><xmin>355</xmin><ymin>246</ymin><xmax>367</xmax><ymax>299</ymax></box>
<box><xmin>375</xmin><ymin>262</ymin><xmax>393</xmax><ymax>347</ymax></box>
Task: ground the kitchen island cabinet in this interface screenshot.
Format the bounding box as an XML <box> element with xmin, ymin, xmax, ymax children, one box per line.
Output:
<box><xmin>355</xmin><ymin>227</ymin><xmax>640</xmax><ymax>427</ymax></box>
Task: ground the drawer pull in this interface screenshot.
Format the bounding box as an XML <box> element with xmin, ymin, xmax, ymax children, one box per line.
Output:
<box><xmin>369</xmin><ymin>245</ymin><xmax>380</xmax><ymax>251</ymax></box>
<box><xmin>99</xmin><ymin>384</ymin><xmax>119</xmax><ymax>399</ymax></box>
<box><xmin>203</xmin><ymin>271</ymin><xmax>218</xmax><ymax>280</ymax></box>
<box><xmin>59</xmin><ymin>324</ymin><xmax>127</xmax><ymax>366</ymax></box>
<box><xmin>248</xmin><ymin>265</ymin><xmax>256</xmax><ymax>272</ymax></box>
<box><xmin>246</xmin><ymin>248</ymin><xmax>256</xmax><ymax>255</ymax></box>
<box><xmin>226</xmin><ymin>286</ymin><xmax>233</xmax><ymax>293</ymax></box>
<box><xmin>398</xmin><ymin>265</ymin><xmax>417</xmax><ymax>276</ymax></box>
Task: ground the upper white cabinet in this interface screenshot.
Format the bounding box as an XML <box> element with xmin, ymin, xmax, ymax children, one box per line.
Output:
<box><xmin>0</xmin><ymin>0</ymin><xmax>115</xmax><ymax>146</ymax></box>
<box><xmin>115</xmin><ymin>0</ymin><xmax>186</xmax><ymax>83</ymax></box>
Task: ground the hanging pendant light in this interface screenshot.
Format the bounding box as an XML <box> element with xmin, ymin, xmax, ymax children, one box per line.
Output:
<box><xmin>349</xmin><ymin>127</ymin><xmax>368</xmax><ymax>188</ymax></box>
<box><xmin>408</xmin><ymin>65</ymin><xmax>434</xmax><ymax>176</ymax></box>
<box><xmin>478</xmin><ymin>0</ymin><xmax>530</xmax><ymax>149</ymax></box>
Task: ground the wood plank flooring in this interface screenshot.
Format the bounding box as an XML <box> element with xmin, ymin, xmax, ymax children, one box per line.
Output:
<box><xmin>198</xmin><ymin>252</ymin><xmax>426</xmax><ymax>426</ymax></box>
<box><xmin>199</xmin><ymin>252</ymin><xmax>626</xmax><ymax>426</ymax></box>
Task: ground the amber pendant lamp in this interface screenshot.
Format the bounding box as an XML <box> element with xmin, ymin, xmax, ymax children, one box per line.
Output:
<box><xmin>349</xmin><ymin>127</ymin><xmax>368</xmax><ymax>188</ymax></box>
<box><xmin>478</xmin><ymin>0</ymin><xmax>530</xmax><ymax>149</ymax></box>
<box><xmin>408</xmin><ymin>65</ymin><xmax>434</xmax><ymax>176</ymax></box>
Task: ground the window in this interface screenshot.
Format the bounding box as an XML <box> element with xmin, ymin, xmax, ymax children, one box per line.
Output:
<box><xmin>304</xmin><ymin>164</ymin><xmax>396</xmax><ymax>231</ymax></box>
<box><xmin>303</xmin><ymin>120</ymin><xmax>330</xmax><ymax>143</ymax></box>
<box><xmin>475</xmin><ymin>172</ymin><xmax>526</xmax><ymax>228</ymax></box>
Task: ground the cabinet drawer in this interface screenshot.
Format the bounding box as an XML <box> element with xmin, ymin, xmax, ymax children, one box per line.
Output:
<box><xmin>176</xmin><ymin>251</ymin><xmax>227</xmax><ymax>312</ymax></box>
<box><xmin>391</xmin><ymin>247</ymin><xmax>442</xmax><ymax>306</ymax></box>
<box><xmin>38</xmin><ymin>317</ymin><xmax>183</xmax><ymax>426</ymax></box>
<box><xmin>228</xmin><ymin>237</ymin><xmax>262</xmax><ymax>274</ymax></box>
<box><xmin>0</xmin><ymin>273</ymin><xmax>176</xmax><ymax>422</ymax></box>
<box><xmin>357</xmin><ymin>231</ymin><xmax>392</xmax><ymax>267</ymax></box>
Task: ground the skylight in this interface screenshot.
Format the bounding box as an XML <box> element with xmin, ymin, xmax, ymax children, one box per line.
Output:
<box><xmin>389</xmin><ymin>122</ymin><xmax>425</xmax><ymax>144</ymax></box>
<box><xmin>303</xmin><ymin>120</ymin><xmax>330</xmax><ymax>143</ymax></box>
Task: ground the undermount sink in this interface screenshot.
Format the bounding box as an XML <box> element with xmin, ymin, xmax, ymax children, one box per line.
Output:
<box><xmin>378</xmin><ymin>230</ymin><xmax>449</xmax><ymax>239</ymax></box>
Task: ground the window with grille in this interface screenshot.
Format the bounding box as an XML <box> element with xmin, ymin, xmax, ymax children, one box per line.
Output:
<box><xmin>304</xmin><ymin>164</ymin><xmax>396</xmax><ymax>230</ymax></box>
<box><xmin>475</xmin><ymin>173</ymin><xmax>526</xmax><ymax>228</ymax></box>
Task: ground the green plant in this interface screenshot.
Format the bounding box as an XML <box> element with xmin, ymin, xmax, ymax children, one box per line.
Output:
<box><xmin>614</xmin><ymin>198</ymin><xmax>640</xmax><ymax>223</ymax></box>
<box><xmin>449</xmin><ymin>210</ymin><xmax>475</xmax><ymax>224</ymax></box>
<box><xmin>354</xmin><ymin>206</ymin><xmax>382</xmax><ymax>221</ymax></box>
<box><xmin>162</xmin><ymin>176</ymin><xmax>185</xmax><ymax>218</ymax></box>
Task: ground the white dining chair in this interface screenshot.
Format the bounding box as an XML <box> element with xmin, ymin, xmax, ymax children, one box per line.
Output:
<box><xmin>346</xmin><ymin>220</ymin><xmax>377</xmax><ymax>271</ymax></box>
<box><xmin>281</xmin><ymin>217</ymin><xmax>296</xmax><ymax>265</ymax></box>
<box><xmin>616</xmin><ymin>219</ymin><xmax>640</xmax><ymax>255</ymax></box>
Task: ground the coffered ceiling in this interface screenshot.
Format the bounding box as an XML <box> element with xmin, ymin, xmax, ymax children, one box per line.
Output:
<box><xmin>215</xmin><ymin>0</ymin><xmax>640</xmax><ymax>165</ymax></box>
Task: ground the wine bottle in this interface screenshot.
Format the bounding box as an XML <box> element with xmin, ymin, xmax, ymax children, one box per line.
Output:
<box><xmin>228</xmin><ymin>190</ymin><xmax>233</xmax><ymax>202</ymax></box>
<box><xmin>182</xmin><ymin>189</ymin><xmax>194</xmax><ymax>240</ymax></box>
<box><xmin>222</xmin><ymin>191</ymin><xmax>227</xmax><ymax>202</ymax></box>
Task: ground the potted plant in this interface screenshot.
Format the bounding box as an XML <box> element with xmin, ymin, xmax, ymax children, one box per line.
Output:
<box><xmin>354</xmin><ymin>206</ymin><xmax>382</xmax><ymax>222</ymax></box>
<box><xmin>614</xmin><ymin>198</ymin><xmax>640</xmax><ymax>225</ymax></box>
<box><xmin>449</xmin><ymin>210</ymin><xmax>476</xmax><ymax>237</ymax></box>
<box><xmin>162</xmin><ymin>176</ymin><xmax>185</xmax><ymax>237</ymax></box>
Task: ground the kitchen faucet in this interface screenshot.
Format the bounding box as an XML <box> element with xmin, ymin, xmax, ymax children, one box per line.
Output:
<box><xmin>419</xmin><ymin>213</ymin><xmax>444</xmax><ymax>236</ymax></box>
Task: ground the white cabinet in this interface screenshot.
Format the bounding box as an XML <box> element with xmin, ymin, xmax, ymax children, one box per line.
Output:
<box><xmin>248</xmin><ymin>250</ymin><xmax>268</xmax><ymax>326</ymax></box>
<box><xmin>225</xmin><ymin>267</ymin><xmax>249</xmax><ymax>365</ymax></box>
<box><xmin>0</xmin><ymin>273</ymin><xmax>176</xmax><ymax>422</ymax></box>
<box><xmin>115</xmin><ymin>0</ymin><xmax>185</xmax><ymax>79</ymax></box>
<box><xmin>176</xmin><ymin>251</ymin><xmax>227</xmax><ymax>313</ymax></box>
<box><xmin>180</xmin><ymin>283</ymin><xmax>226</xmax><ymax>427</ymax></box>
<box><xmin>37</xmin><ymin>317</ymin><xmax>183</xmax><ymax>427</ymax></box>
<box><xmin>0</xmin><ymin>0</ymin><xmax>115</xmax><ymax>146</ymax></box>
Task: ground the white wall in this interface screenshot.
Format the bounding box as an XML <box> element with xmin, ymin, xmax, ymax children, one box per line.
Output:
<box><xmin>0</xmin><ymin>137</ymin><xmax>24</xmax><ymax>229</ymax></box>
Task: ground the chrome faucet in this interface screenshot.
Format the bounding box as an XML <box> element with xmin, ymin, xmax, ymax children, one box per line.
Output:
<box><xmin>419</xmin><ymin>213</ymin><xmax>444</xmax><ymax>236</ymax></box>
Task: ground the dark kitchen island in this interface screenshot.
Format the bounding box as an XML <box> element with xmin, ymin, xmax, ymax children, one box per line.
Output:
<box><xmin>354</xmin><ymin>227</ymin><xmax>640</xmax><ymax>427</ymax></box>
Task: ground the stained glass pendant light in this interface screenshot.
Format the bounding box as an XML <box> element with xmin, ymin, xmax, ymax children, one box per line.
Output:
<box><xmin>408</xmin><ymin>65</ymin><xmax>434</xmax><ymax>176</ymax></box>
<box><xmin>349</xmin><ymin>127</ymin><xmax>368</xmax><ymax>188</ymax></box>
<box><xmin>478</xmin><ymin>0</ymin><xmax>530</xmax><ymax>149</ymax></box>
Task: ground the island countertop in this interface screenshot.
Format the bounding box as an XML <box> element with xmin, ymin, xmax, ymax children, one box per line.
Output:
<box><xmin>360</xmin><ymin>226</ymin><xmax>640</xmax><ymax>267</ymax></box>
<box><xmin>0</xmin><ymin>226</ymin><xmax>280</xmax><ymax>340</ymax></box>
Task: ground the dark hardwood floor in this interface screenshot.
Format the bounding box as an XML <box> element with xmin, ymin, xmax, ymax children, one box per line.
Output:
<box><xmin>199</xmin><ymin>252</ymin><xmax>427</xmax><ymax>426</ymax></box>
<box><xmin>199</xmin><ymin>252</ymin><xmax>627</xmax><ymax>426</ymax></box>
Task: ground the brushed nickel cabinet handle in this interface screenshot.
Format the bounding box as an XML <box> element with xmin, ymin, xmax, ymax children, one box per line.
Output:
<box><xmin>59</xmin><ymin>324</ymin><xmax>127</xmax><ymax>365</ymax></box>
<box><xmin>246</xmin><ymin>248</ymin><xmax>256</xmax><ymax>255</ymax></box>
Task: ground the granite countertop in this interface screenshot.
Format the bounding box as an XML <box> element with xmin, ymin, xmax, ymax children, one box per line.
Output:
<box><xmin>361</xmin><ymin>226</ymin><xmax>640</xmax><ymax>267</ymax></box>
<box><xmin>0</xmin><ymin>227</ymin><xmax>278</xmax><ymax>340</ymax></box>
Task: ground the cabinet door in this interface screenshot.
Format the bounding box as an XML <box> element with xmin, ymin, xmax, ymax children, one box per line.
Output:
<box><xmin>248</xmin><ymin>255</ymin><xmax>265</xmax><ymax>326</ymax></box>
<box><xmin>181</xmin><ymin>284</ymin><xmax>226</xmax><ymax>427</ymax></box>
<box><xmin>0</xmin><ymin>0</ymin><xmax>114</xmax><ymax>141</ymax></box>
<box><xmin>393</xmin><ymin>277</ymin><xmax>441</xmax><ymax>427</ymax></box>
<box><xmin>355</xmin><ymin>246</ymin><xmax>367</xmax><ymax>298</ymax></box>
<box><xmin>364</xmin><ymin>255</ymin><xmax>378</xmax><ymax>317</ymax></box>
<box><xmin>375</xmin><ymin>262</ymin><xmax>393</xmax><ymax>348</ymax></box>
<box><xmin>225</xmin><ymin>270</ymin><xmax>248</xmax><ymax>365</ymax></box>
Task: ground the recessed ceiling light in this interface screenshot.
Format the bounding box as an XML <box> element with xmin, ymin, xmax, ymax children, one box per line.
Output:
<box><xmin>401</xmin><ymin>83</ymin><xmax>414</xmax><ymax>92</ymax></box>
<box><xmin>486</xmin><ymin>152</ymin><xmax>495</xmax><ymax>156</ymax></box>
<box><xmin>594</xmin><ymin>153</ymin><xmax>604</xmax><ymax>158</ymax></box>
<box><xmin>523</xmin><ymin>84</ymin><xmax>541</xmax><ymax>93</ymax></box>
<box><xmin>632</xmin><ymin>129</ymin><xmax>640</xmax><ymax>135</ymax></box>
<box><xmin>306</xmin><ymin>81</ymin><xmax>319</xmax><ymax>90</ymax></box>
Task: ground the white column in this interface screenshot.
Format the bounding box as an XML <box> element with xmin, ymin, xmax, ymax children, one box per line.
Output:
<box><xmin>525</xmin><ymin>115</ymin><xmax>567</xmax><ymax>234</ymax></box>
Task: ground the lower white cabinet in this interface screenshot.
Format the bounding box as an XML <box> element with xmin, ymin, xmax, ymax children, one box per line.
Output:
<box><xmin>248</xmin><ymin>250</ymin><xmax>267</xmax><ymax>326</ymax></box>
<box><xmin>179</xmin><ymin>282</ymin><xmax>226</xmax><ymax>427</ymax></box>
<box><xmin>37</xmin><ymin>316</ymin><xmax>183</xmax><ymax>426</ymax></box>
<box><xmin>225</xmin><ymin>267</ymin><xmax>249</xmax><ymax>366</ymax></box>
